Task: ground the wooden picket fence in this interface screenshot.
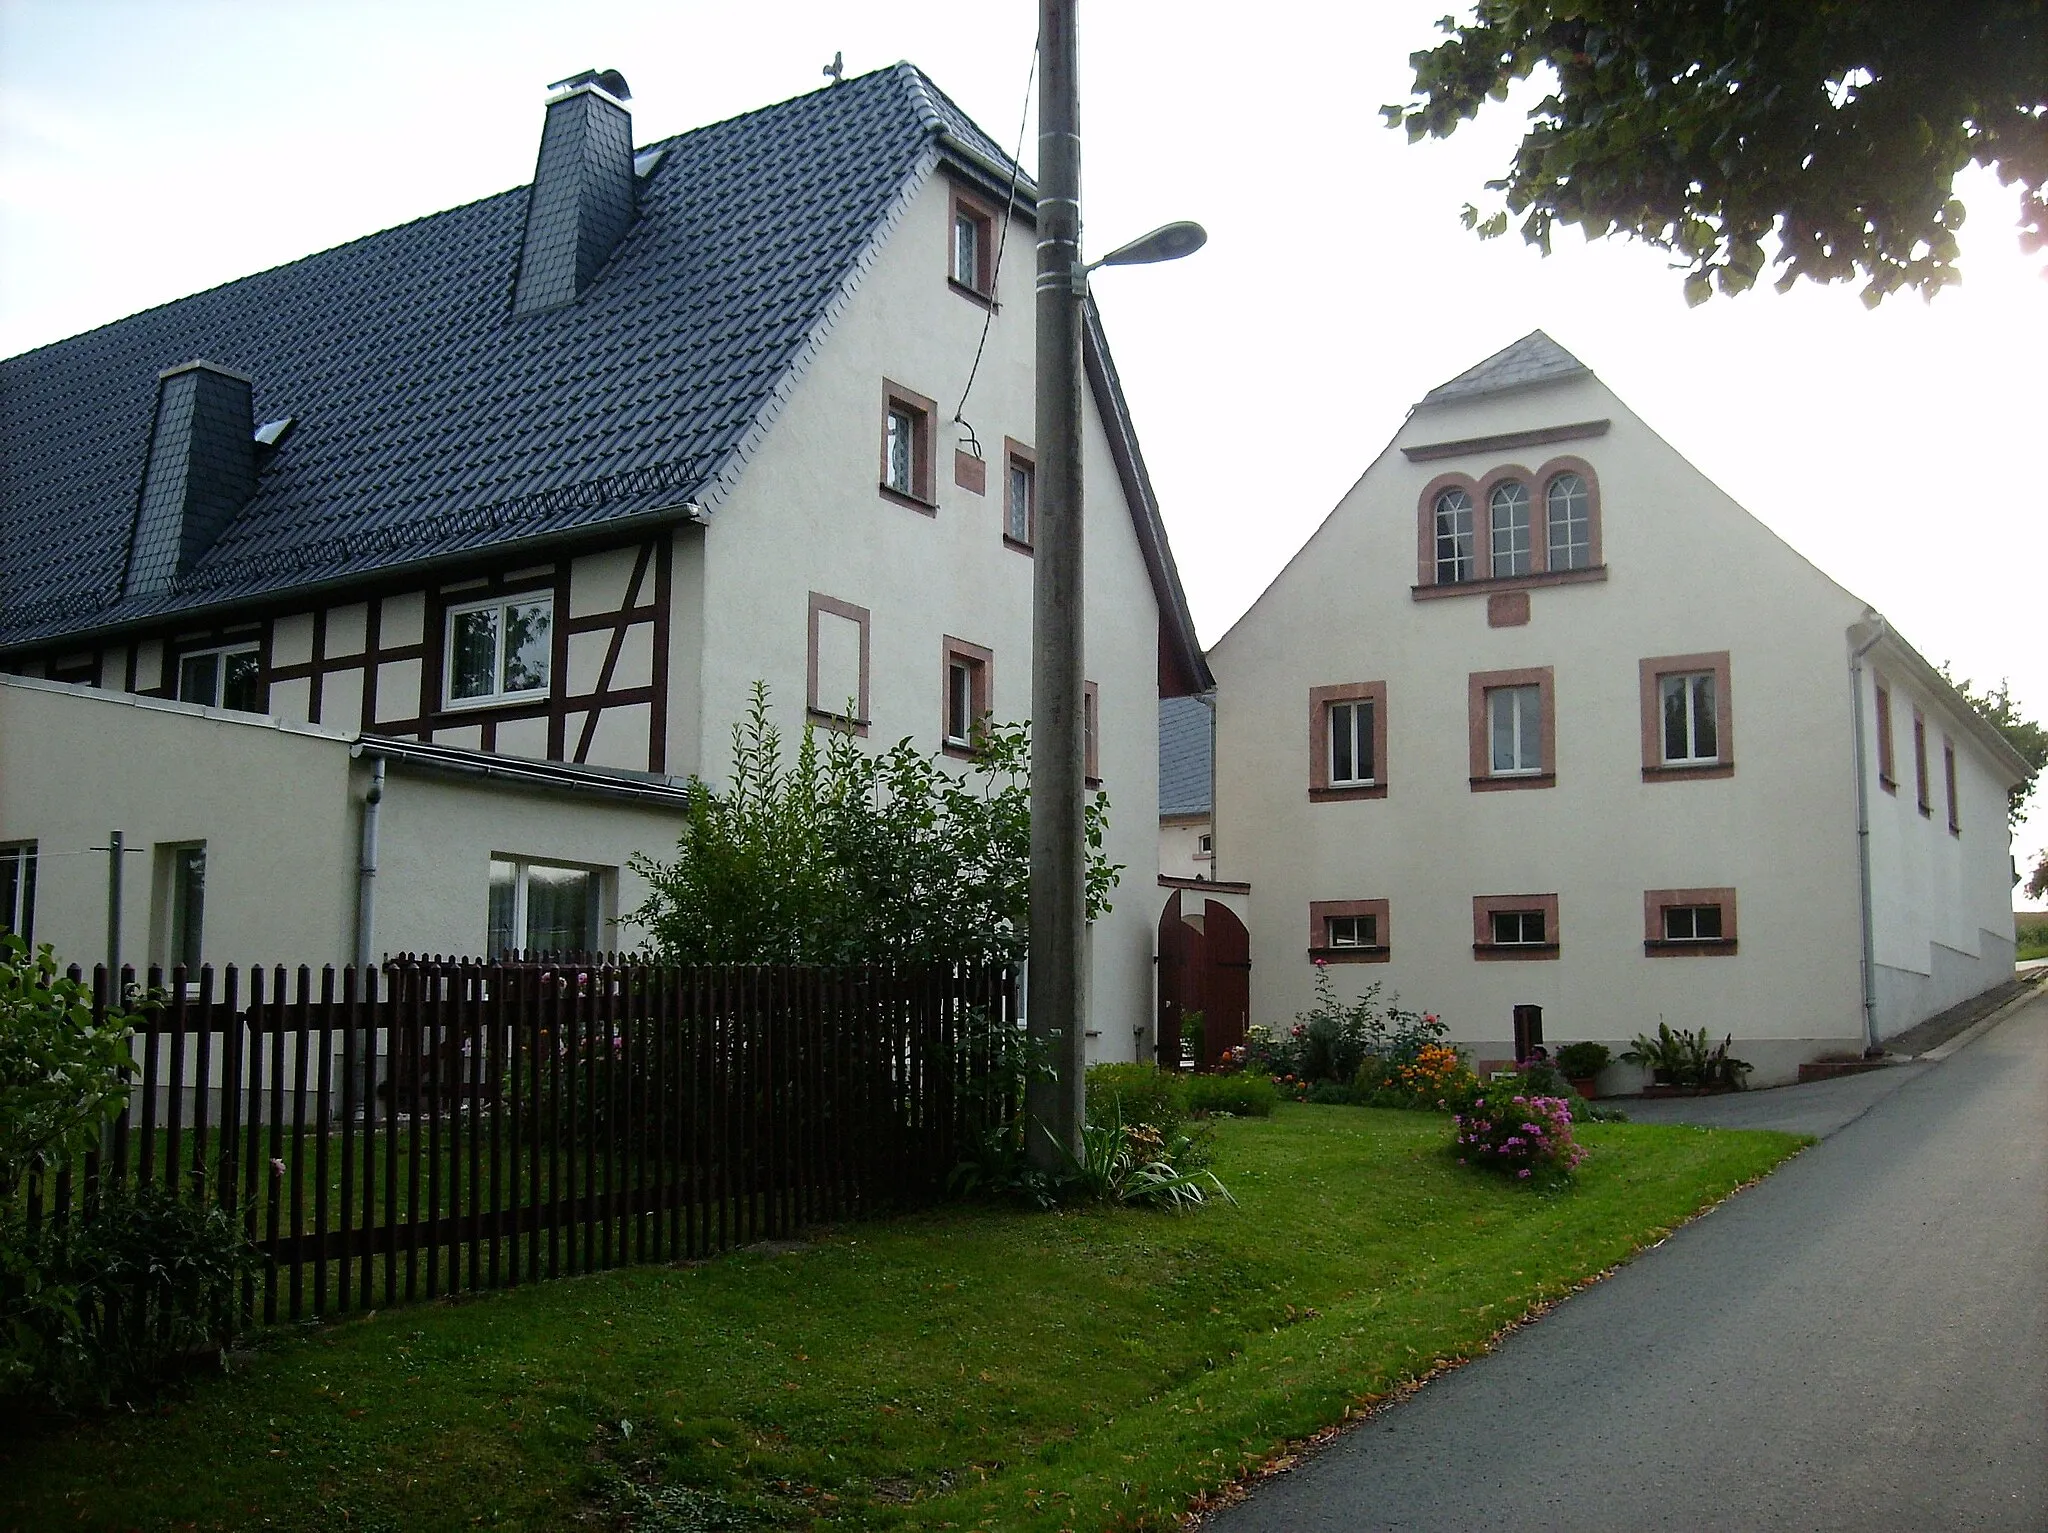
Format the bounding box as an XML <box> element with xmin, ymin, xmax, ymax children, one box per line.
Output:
<box><xmin>19</xmin><ymin>956</ymin><xmax>1018</xmax><ymax>1326</ymax></box>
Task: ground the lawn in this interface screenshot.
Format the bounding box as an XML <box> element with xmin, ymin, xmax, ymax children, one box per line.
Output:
<box><xmin>2016</xmin><ymin>911</ymin><xmax>2048</xmax><ymax>963</ymax></box>
<box><xmin>0</xmin><ymin>1104</ymin><xmax>1804</xmax><ymax>1533</ymax></box>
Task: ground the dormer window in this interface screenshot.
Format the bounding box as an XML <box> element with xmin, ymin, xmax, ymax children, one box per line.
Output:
<box><xmin>447</xmin><ymin>594</ymin><xmax>552</xmax><ymax>706</ymax></box>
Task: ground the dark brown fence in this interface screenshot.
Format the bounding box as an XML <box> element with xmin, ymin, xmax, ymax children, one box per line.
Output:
<box><xmin>19</xmin><ymin>957</ymin><xmax>1017</xmax><ymax>1326</ymax></box>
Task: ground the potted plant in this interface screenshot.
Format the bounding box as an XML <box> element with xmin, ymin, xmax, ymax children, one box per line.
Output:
<box><xmin>1554</xmin><ymin>1041</ymin><xmax>1611</xmax><ymax>1099</ymax></box>
<box><xmin>1621</xmin><ymin>1023</ymin><xmax>1752</xmax><ymax>1095</ymax></box>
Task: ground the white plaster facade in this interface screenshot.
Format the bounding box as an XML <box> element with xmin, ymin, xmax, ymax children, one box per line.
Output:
<box><xmin>1210</xmin><ymin>336</ymin><xmax>2028</xmax><ymax>1087</ymax></box>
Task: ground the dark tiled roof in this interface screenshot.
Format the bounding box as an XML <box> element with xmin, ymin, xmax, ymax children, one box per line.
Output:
<box><xmin>1158</xmin><ymin>693</ymin><xmax>1212</xmax><ymax>816</ymax></box>
<box><xmin>0</xmin><ymin>65</ymin><xmax>982</xmax><ymax>646</ymax></box>
<box><xmin>1418</xmin><ymin>329</ymin><xmax>1590</xmax><ymax>407</ymax></box>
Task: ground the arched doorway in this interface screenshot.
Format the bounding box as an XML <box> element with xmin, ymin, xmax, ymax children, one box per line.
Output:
<box><xmin>1156</xmin><ymin>890</ymin><xmax>1251</xmax><ymax>1071</ymax></box>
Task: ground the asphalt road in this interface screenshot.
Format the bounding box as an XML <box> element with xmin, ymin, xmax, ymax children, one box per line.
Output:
<box><xmin>1205</xmin><ymin>993</ymin><xmax>2048</xmax><ymax>1532</ymax></box>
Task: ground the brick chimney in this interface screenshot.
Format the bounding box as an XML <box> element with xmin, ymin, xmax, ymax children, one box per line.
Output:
<box><xmin>124</xmin><ymin>360</ymin><xmax>256</xmax><ymax>595</ymax></box>
<box><xmin>512</xmin><ymin>70</ymin><xmax>637</xmax><ymax>316</ymax></box>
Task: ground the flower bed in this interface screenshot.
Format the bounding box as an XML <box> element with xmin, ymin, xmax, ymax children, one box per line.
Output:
<box><xmin>1453</xmin><ymin>1090</ymin><xmax>1586</xmax><ymax>1180</ymax></box>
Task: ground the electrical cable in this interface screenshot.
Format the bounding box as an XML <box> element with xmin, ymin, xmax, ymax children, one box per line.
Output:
<box><xmin>952</xmin><ymin>38</ymin><xmax>1038</xmax><ymax>460</ymax></box>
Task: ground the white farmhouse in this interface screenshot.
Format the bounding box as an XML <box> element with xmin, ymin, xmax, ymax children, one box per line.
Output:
<box><xmin>0</xmin><ymin>64</ymin><xmax>1211</xmax><ymax>1062</ymax></box>
<box><xmin>1210</xmin><ymin>332</ymin><xmax>2028</xmax><ymax>1086</ymax></box>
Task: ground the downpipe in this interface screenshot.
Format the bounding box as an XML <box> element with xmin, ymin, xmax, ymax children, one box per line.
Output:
<box><xmin>355</xmin><ymin>755</ymin><xmax>385</xmax><ymax>970</ymax></box>
<box><xmin>1849</xmin><ymin>613</ymin><xmax>1888</xmax><ymax>1056</ymax></box>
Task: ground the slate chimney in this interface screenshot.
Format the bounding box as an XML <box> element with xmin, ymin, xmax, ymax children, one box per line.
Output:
<box><xmin>124</xmin><ymin>360</ymin><xmax>257</xmax><ymax>595</ymax></box>
<box><xmin>512</xmin><ymin>70</ymin><xmax>637</xmax><ymax>315</ymax></box>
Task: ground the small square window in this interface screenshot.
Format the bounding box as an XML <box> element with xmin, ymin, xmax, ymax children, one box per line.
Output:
<box><xmin>1473</xmin><ymin>893</ymin><xmax>1559</xmax><ymax>959</ymax></box>
<box><xmin>0</xmin><ymin>842</ymin><xmax>37</xmax><ymax>944</ymax></box>
<box><xmin>1662</xmin><ymin>905</ymin><xmax>1722</xmax><ymax>942</ymax></box>
<box><xmin>1309</xmin><ymin>899</ymin><xmax>1390</xmax><ymax>962</ymax></box>
<box><xmin>1328</xmin><ymin>914</ymin><xmax>1378</xmax><ymax>948</ymax></box>
<box><xmin>489</xmin><ymin>856</ymin><xmax>605</xmax><ymax>958</ymax></box>
<box><xmin>177</xmin><ymin>643</ymin><xmax>263</xmax><ymax>712</ymax></box>
<box><xmin>445</xmin><ymin>594</ymin><xmax>552</xmax><ymax>706</ymax></box>
<box><xmin>1491</xmin><ymin>909</ymin><xmax>1545</xmax><ymax>945</ymax></box>
<box><xmin>880</xmin><ymin>381</ymin><xmax>937</xmax><ymax>507</ymax></box>
<box><xmin>1195</xmin><ymin>832</ymin><xmax>1213</xmax><ymax>859</ymax></box>
<box><xmin>941</xmin><ymin>636</ymin><xmax>993</xmax><ymax>755</ymax></box>
<box><xmin>1644</xmin><ymin>888</ymin><xmax>1738</xmax><ymax>955</ymax></box>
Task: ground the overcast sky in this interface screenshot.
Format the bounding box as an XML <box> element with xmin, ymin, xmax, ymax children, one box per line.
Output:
<box><xmin>3</xmin><ymin>0</ymin><xmax>2043</xmax><ymax>900</ymax></box>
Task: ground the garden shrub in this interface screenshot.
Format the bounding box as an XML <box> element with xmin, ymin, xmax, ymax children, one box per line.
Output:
<box><xmin>1183</xmin><ymin>1072</ymin><xmax>1276</xmax><ymax>1118</ymax></box>
<box><xmin>1622</xmin><ymin>1022</ymin><xmax>1752</xmax><ymax>1090</ymax></box>
<box><xmin>1453</xmin><ymin>1090</ymin><xmax>1586</xmax><ymax>1182</ymax></box>
<box><xmin>2</xmin><ymin>1184</ymin><xmax>260</xmax><ymax>1407</ymax></box>
<box><xmin>1239</xmin><ymin>966</ymin><xmax>1448</xmax><ymax>1090</ymax></box>
<box><xmin>1</xmin><ymin>934</ymin><xmax>136</xmax><ymax>1202</ymax></box>
<box><xmin>1085</xmin><ymin>1063</ymin><xmax>1186</xmax><ymax>1139</ymax></box>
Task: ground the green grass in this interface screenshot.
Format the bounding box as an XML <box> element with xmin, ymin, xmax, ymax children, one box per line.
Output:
<box><xmin>2016</xmin><ymin>911</ymin><xmax>2048</xmax><ymax>962</ymax></box>
<box><xmin>0</xmin><ymin>1105</ymin><xmax>1804</xmax><ymax>1533</ymax></box>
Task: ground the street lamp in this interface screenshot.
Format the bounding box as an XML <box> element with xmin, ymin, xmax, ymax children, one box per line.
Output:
<box><xmin>1026</xmin><ymin>0</ymin><xmax>1205</xmax><ymax>1172</ymax></box>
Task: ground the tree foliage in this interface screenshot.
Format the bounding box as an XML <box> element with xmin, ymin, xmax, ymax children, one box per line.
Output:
<box><xmin>1940</xmin><ymin>666</ymin><xmax>2047</xmax><ymax>827</ymax></box>
<box><xmin>628</xmin><ymin>685</ymin><xmax>1119</xmax><ymax>967</ymax></box>
<box><xmin>1384</xmin><ymin>1</ymin><xmax>2048</xmax><ymax>305</ymax></box>
<box><xmin>2026</xmin><ymin>850</ymin><xmax>2048</xmax><ymax>902</ymax></box>
<box><xmin>1</xmin><ymin>934</ymin><xmax>135</xmax><ymax>1202</ymax></box>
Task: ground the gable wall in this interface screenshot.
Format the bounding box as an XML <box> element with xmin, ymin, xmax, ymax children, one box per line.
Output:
<box><xmin>1212</xmin><ymin>374</ymin><xmax>1892</xmax><ymax>1083</ymax></box>
<box><xmin>690</xmin><ymin>166</ymin><xmax>1164</xmax><ymax>1059</ymax></box>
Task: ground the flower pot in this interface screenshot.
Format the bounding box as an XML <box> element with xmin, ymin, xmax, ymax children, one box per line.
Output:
<box><xmin>1567</xmin><ymin>1075</ymin><xmax>1598</xmax><ymax>1100</ymax></box>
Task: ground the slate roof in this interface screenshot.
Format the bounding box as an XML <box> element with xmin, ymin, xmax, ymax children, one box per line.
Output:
<box><xmin>1417</xmin><ymin>329</ymin><xmax>1590</xmax><ymax>408</ymax></box>
<box><xmin>1158</xmin><ymin>694</ymin><xmax>1213</xmax><ymax>817</ymax></box>
<box><xmin>0</xmin><ymin>65</ymin><xmax>1027</xmax><ymax>648</ymax></box>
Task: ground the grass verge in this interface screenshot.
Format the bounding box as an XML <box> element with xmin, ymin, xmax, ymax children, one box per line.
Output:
<box><xmin>0</xmin><ymin>1105</ymin><xmax>1804</xmax><ymax>1532</ymax></box>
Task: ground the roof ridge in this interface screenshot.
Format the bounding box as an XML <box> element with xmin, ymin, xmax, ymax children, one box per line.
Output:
<box><xmin>1416</xmin><ymin>329</ymin><xmax>1592</xmax><ymax>408</ymax></box>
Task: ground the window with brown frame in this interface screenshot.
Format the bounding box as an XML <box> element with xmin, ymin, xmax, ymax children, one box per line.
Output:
<box><xmin>948</xmin><ymin>185</ymin><xmax>997</xmax><ymax>301</ymax></box>
<box><xmin>1308</xmin><ymin>681</ymin><xmax>1388</xmax><ymax>801</ymax></box>
<box><xmin>1873</xmin><ymin>672</ymin><xmax>1897</xmax><ymax>791</ymax></box>
<box><xmin>1414</xmin><ymin>458</ymin><xmax>1604</xmax><ymax>597</ymax></box>
<box><xmin>1472</xmin><ymin>893</ymin><xmax>1559</xmax><ymax>960</ymax></box>
<box><xmin>1643</xmin><ymin>888</ymin><xmax>1738</xmax><ymax>955</ymax></box>
<box><xmin>880</xmin><ymin>380</ymin><xmax>937</xmax><ymax>509</ymax></box>
<box><xmin>1639</xmin><ymin>652</ymin><xmax>1733</xmax><ymax>781</ymax></box>
<box><xmin>1913</xmin><ymin>707</ymin><xmax>1931</xmax><ymax>815</ymax></box>
<box><xmin>1468</xmin><ymin>667</ymin><xmax>1554</xmax><ymax>790</ymax></box>
<box><xmin>1309</xmin><ymin>898</ymin><xmax>1390</xmax><ymax>963</ymax></box>
<box><xmin>1004</xmin><ymin>438</ymin><xmax>1035</xmax><ymax>550</ymax></box>
<box><xmin>806</xmin><ymin>592</ymin><xmax>870</xmax><ymax>735</ymax></box>
<box><xmin>941</xmin><ymin>635</ymin><xmax>993</xmax><ymax>756</ymax></box>
<box><xmin>1943</xmin><ymin>737</ymin><xmax>1960</xmax><ymax>834</ymax></box>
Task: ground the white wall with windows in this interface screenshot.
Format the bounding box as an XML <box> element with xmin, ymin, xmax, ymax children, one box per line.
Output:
<box><xmin>1210</xmin><ymin>361</ymin><xmax>2025</xmax><ymax>1086</ymax></box>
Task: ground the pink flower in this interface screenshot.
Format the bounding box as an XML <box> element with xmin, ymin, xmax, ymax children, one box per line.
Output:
<box><xmin>1314</xmin><ymin>957</ymin><xmax>1329</xmax><ymax>969</ymax></box>
<box><xmin>270</xmin><ymin>1157</ymin><xmax>287</xmax><ymax>1178</ymax></box>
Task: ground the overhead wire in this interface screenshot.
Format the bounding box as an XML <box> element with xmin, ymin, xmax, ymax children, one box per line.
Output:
<box><xmin>951</xmin><ymin>38</ymin><xmax>1038</xmax><ymax>461</ymax></box>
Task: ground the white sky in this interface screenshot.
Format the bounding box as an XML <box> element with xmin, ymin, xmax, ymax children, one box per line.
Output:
<box><xmin>3</xmin><ymin>0</ymin><xmax>2043</xmax><ymax>902</ymax></box>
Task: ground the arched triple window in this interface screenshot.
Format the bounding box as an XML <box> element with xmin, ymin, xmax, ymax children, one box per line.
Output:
<box><xmin>1416</xmin><ymin>458</ymin><xmax>1601</xmax><ymax>589</ymax></box>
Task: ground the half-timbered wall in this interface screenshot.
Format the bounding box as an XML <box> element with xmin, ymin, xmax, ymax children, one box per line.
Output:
<box><xmin>6</xmin><ymin>533</ymin><xmax>682</xmax><ymax>777</ymax></box>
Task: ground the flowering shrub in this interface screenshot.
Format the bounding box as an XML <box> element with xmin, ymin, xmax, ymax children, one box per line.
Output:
<box><xmin>1241</xmin><ymin>967</ymin><xmax>1449</xmax><ymax>1088</ymax></box>
<box><xmin>1395</xmin><ymin>1043</ymin><xmax>1476</xmax><ymax>1105</ymax></box>
<box><xmin>1454</xmin><ymin>1091</ymin><xmax>1586</xmax><ymax>1180</ymax></box>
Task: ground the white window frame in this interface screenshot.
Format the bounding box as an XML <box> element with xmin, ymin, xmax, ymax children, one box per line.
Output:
<box><xmin>1006</xmin><ymin>455</ymin><xmax>1034</xmax><ymax>545</ymax></box>
<box><xmin>1328</xmin><ymin>698</ymin><xmax>1376</xmax><ymax>786</ymax></box>
<box><xmin>1546</xmin><ymin>472</ymin><xmax>1591</xmax><ymax>570</ymax></box>
<box><xmin>1489</xmin><ymin>480</ymin><xmax>1532</xmax><ymax>577</ymax></box>
<box><xmin>1662</xmin><ymin>905</ymin><xmax>1723</xmax><ymax>943</ymax></box>
<box><xmin>1490</xmin><ymin>908</ymin><xmax>1546</xmax><ymax>946</ymax></box>
<box><xmin>0</xmin><ymin>842</ymin><xmax>36</xmax><ymax>944</ymax></box>
<box><xmin>945</xmin><ymin>658</ymin><xmax>977</xmax><ymax>746</ymax></box>
<box><xmin>444</xmin><ymin>592</ymin><xmax>553</xmax><ymax>709</ymax></box>
<box><xmin>177</xmin><ymin>642</ymin><xmax>262</xmax><ymax>711</ymax></box>
<box><xmin>1434</xmin><ymin>487</ymin><xmax>1475</xmax><ymax>584</ymax></box>
<box><xmin>1195</xmin><ymin>832</ymin><xmax>1213</xmax><ymax>860</ymax></box>
<box><xmin>1659</xmin><ymin>671</ymin><xmax>1719</xmax><ymax>764</ymax></box>
<box><xmin>1488</xmin><ymin>684</ymin><xmax>1543</xmax><ymax>776</ymax></box>
<box><xmin>1327</xmin><ymin>913</ymin><xmax>1378</xmax><ymax>948</ymax></box>
<box><xmin>488</xmin><ymin>855</ymin><xmax>608</xmax><ymax>958</ymax></box>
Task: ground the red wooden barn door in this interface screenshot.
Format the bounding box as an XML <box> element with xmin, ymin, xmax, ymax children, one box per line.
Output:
<box><xmin>1202</xmin><ymin>900</ymin><xmax>1251</xmax><ymax>1070</ymax></box>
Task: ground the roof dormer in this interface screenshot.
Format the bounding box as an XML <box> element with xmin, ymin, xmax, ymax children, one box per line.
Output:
<box><xmin>511</xmin><ymin>69</ymin><xmax>638</xmax><ymax>316</ymax></box>
<box><xmin>123</xmin><ymin>360</ymin><xmax>257</xmax><ymax>596</ymax></box>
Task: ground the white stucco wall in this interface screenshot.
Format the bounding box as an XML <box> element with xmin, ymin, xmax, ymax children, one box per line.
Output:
<box><xmin>680</xmin><ymin>165</ymin><xmax>1166</xmax><ymax>1061</ymax></box>
<box><xmin>1159</xmin><ymin>816</ymin><xmax>1213</xmax><ymax>881</ymax></box>
<box><xmin>1209</xmin><ymin>371</ymin><xmax>1967</xmax><ymax>1085</ymax></box>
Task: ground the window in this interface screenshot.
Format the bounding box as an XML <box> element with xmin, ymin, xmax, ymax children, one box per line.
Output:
<box><xmin>446</xmin><ymin>594</ymin><xmax>551</xmax><ymax>706</ymax></box>
<box><xmin>948</xmin><ymin>186</ymin><xmax>997</xmax><ymax>298</ymax></box>
<box><xmin>1309</xmin><ymin>898</ymin><xmax>1390</xmax><ymax>962</ymax></box>
<box><xmin>1308</xmin><ymin>682</ymin><xmax>1388</xmax><ymax>800</ymax></box>
<box><xmin>1545</xmin><ymin>472</ymin><xmax>1592</xmax><ymax>570</ymax></box>
<box><xmin>1944</xmin><ymin>737</ymin><xmax>1960</xmax><ymax>834</ymax></box>
<box><xmin>1873</xmin><ymin>674</ymin><xmax>1897</xmax><ymax>791</ymax></box>
<box><xmin>1083</xmin><ymin>680</ymin><xmax>1101</xmax><ymax>784</ymax></box>
<box><xmin>1913</xmin><ymin>708</ymin><xmax>1931</xmax><ymax>815</ymax></box>
<box><xmin>1196</xmin><ymin>832</ymin><xmax>1213</xmax><ymax>860</ymax></box>
<box><xmin>160</xmin><ymin>844</ymin><xmax>206</xmax><ymax>972</ymax></box>
<box><xmin>1473</xmin><ymin>893</ymin><xmax>1560</xmax><ymax>959</ymax></box>
<box><xmin>488</xmin><ymin>857</ymin><xmax>603</xmax><ymax>957</ymax></box>
<box><xmin>177</xmin><ymin>643</ymin><xmax>262</xmax><ymax>711</ymax></box>
<box><xmin>1414</xmin><ymin>458</ymin><xmax>1602</xmax><ymax>596</ymax></box>
<box><xmin>806</xmin><ymin>592</ymin><xmax>870</xmax><ymax>733</ymax></box>
<box><xmin>0</xmin><ymin>843</ymin><xmax>35</xmax><ymax>943</ymax></box>
<box><xmin>1643</xmin><ymin>888</ymin><xmax>1738</xmax><ymax>955</ymax></box>
<box><xmin>1489</xmin><ymin>686</ymin><xmax>1542</xmax><ymax>773</ymax></box>
<box><xmin>1489</xmin><ymin>481</ymin><xmax>1532</xmax><ymax>577</ymax></box>
<box><xmin>1639</xmin><ymin>652</ymin><xmax>1733</xmax><ymax>780</ymax></box>
<box><xmin>1433</xmin><ymin>487</ymin><xmax>1475</xmax><ymax>583</ymax></box>
<box><xmin>880</xmin><ymin>380</ymin><xmax>937</xmax><ymax>507</ymax></box>
<box><xmin>1468</xmin><ymin>668</ymin><xmax>1554</xmax><ymax>789</ymax></box>
<box><xmin>1004</xmin><ymin>438</ymin><xmax>1035</xmax><ymax>548</ymax></box>
<box><xmin>941</xmin><ymin>636</ymin><xmax>993</xmax><ymax>755</ymax></box>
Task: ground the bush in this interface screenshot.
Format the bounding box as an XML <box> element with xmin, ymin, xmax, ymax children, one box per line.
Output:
<box><xmin>1183</xmin><ymin>1072</ymin><xmax>1276</xmax><ymax>1118</ymax></box>
<box><xmin>1554</xmin><ymin>1041</ymin><xmax>1613</xmax><ymax>1077</ymax></box>
<box><xmin>1240</xmin><ymin>967</ymin><xmax>1448</xmax><ymax>1088</ymax></box>
<box><xmin>1064</xmin><ymin>1105</ymin><xmax>1230</xmax><ymax>1212</ymax></box>
<box><xmin>1085</xmin><ymin>1063</ymin><xmax>1186</xmax><ymax>1139</ymax></box>
<box><xmin>1622</xmin><ymin>1023</ymin><xmax>1752</xmax><ymax>1090</ymax></box>
<box><xmin>1453</xmin><ymin>1090</ymin><xmax>1586</xmax><ymax>1182</ymax></box>
<box><xmin>2</xmin><ymin>934</ymin><xmax>137</xmax><ymax>1202</ymax></box>
<box><xmin>2</xmin><ymin>1185</ymin><xmax>260</xmax><ymax>1407</ymax></box>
